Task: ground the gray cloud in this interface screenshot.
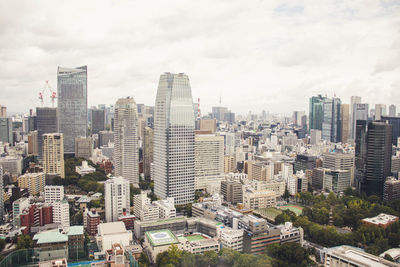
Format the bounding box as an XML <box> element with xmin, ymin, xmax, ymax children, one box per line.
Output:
<box><xmin>0</xmin><ymin>0</ymin><xmax>400</xmax><ymax>115</ymax></box>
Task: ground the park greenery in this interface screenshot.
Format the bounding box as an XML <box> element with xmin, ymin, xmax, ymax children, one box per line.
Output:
<box><xmin>276</xmin><ymin>188</ymin><xmax>400</xmax><ymax>256</ymax></box>
<box><xmin>154</xmin><ymin>243</ymin><xmax>312</xmax><ymax>267</ymax></box>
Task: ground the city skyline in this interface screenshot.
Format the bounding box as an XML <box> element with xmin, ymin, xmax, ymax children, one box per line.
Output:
<box><xmin>1</xmin><ymin>1</ymin><xmax>399</xmax><ymax>115</ymax></box>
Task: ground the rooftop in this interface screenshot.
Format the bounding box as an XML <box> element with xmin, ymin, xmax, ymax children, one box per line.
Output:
<box><xmin>67</xmin><ymin>226</ymin><xmax>84</xmax><ymax>236</ymax></box>
<box><xmin>135</xmin><ymin>216</ymin><xmax>186</xmax><ymax>227</ymax></box>
<box><xmin>362</xmin><ymin>213</ymin><xmax>399</xmax><ymax>225</ymax></box>
<box><xmin>33</xmin><ymin>231</ymin><xmax>68</xmax><ymax>244</ymax></box>
<box><xmin>145</xmin><ymin>229</ymin><xmax>179</xmax><ymax>247</ymax></box>
<box><xmin>98</xmin><ymin>221</ymin><xmax>127</xmax><ymax>235</ymax></box>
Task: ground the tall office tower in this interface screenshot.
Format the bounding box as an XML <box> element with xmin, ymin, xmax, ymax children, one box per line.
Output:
<box><xmin>341</xmin><ymin>104</ymin><xmax>349</xmax><ymax>144</ymax></box>
<box><xmin>355</xmin><ymin>120</ymin><xmax>367</xmax><ymax>192</ymax></box>
<box><xmin>57</xmin><ymin>66</ymin><xmax>88</xmax><ymax>154</ymax></box>
<box><xmin>351</xmin><ymin>103</ymin><xmax>369</xmax><ymax>140</ymax></box>
<box><xmin>381</xmin><ymin>116</ymin><xmax>400</xmax><ymax>146</ymax></box>
<box><xmin>360</xmin><ymin>122</ymin><xmax>392</xmax><ymax>197</ymax></box>
<box><xmin>375</xmin><ymin>104</ymin><xmax>387</xmax><ymax>120</ymax></box>
<box><xmin>36</xmin><ymin>107</ymin><xmax>58</xmax><ymax>159</ymax></box>
<box><xmin>0</xmin><ymin>117</ymin><xmax>13</xmax><ymax>145</ymax></box>
<box><xmin>104</xmin><ymin>176</ymin><xmax>130</xmax><ymax>222</ymax></box>
<box><xmin>293</xmin><ymin>111</ymin><xmax>305</xmax><ymax>127</ymax></box>
<box><xmin>0</xmin><ymin>105</ymin><xmax>6</xmax><ymax>117</ymax></box>
<box><xmin>98</xmin><ymin>130</ymin><xmax>114</xmax><ymax>147</ymax></box>
<box><xmin>43</xmin><ymin>133</ymin><xmax>65</xmax><ymax>178</ymax></box>
<box><xmin>309</xmin><ymin>95</ymin><xmax>326</xmax><ymax>131</ymax></box>
<box><xmin>154</xmin><ymin>73</ymin><xmax>195</xmax><ymax>205</ymax></box>
<box><xmin>75</xmin><ymin>136</ymin><xmax>93</xmax><ymax>159</ymax></box>
<box><xmin>0</xmin><ymin>167</ymin><xmax>3</xmax><ymax>223</ymax></box>
<box><xmin>224</xmin><ymin>111</ymin><xmax>235</xmax><ymax>124</ymax></box>
<box><xmin>91</xmin><ymin>109</ymin><xmax>105</xmax><ymax>135</ymax></box>
<box><xmin>322</xmin><ymin>97</ymin><xmax>342</xmax><ymax>143</ymax></box>
<box><xmin>143</xmin><ymin>127</ymin><xmax>153</xmax><ymax>178</ymax></box>
<box><xmin>114</xmin><ymin>97</ymin><xmax>139</xmax><ymax>185</ymax></box>
<box><xmin>28</xmin><ymin>131</ymin><xmax>38</xmax><ymax>155</ymax></box>
<box><xmin>389</xmin><ymin>105</ymin><xmax>397</xmax><ymax>117</ymax></box>
<box><xmin>350</xmin><ymin>96</ymin><xmax>361</xmax><ymax>139</ymax></box>
<box><xmin>195</xmin><ymin>133</ymin><xmax>224</xmax><ymax>191</ymax></box>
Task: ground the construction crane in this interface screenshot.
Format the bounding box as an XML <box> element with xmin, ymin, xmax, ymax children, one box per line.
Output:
<box><xmin>39</xmin><ymin>80</ymin><xmax>57</xmax><ymax>107</ymax></box>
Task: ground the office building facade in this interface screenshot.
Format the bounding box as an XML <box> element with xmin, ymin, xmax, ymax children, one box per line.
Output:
<box><xmin>322</xmin><ymin>97</ymin><xmax>342</xmax><ymax>143</ymax></box>
<box><xmin>43</xmin><ymin>133</ymin><xmax>65</xmax><ymax>178</ymax></box>
<box><xmin>154</xmin><ymin>73</ymin><xmax>196</xmax><ymax>205</ymax></box>
<box><xmin>57</xmin><ymin>66</ymin><xmax>88</xmax><ymax>154</ymax></box>
<box><xmin>91</xmin><ymin>109</ymin><xmax>105</xmax><ymax>135</ymax></box>
<box><xmin>309</xmin><ymin>95</ymin><xmax>326</xmax><ymax>131</ymax></box>
<box><xmin>36</xmin><ymin>107</ymin><xmax>58</xmax><ymax>159</ymax></box>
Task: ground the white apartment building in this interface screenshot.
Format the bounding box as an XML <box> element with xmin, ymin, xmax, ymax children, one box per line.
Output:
<box><xmin>52</xmin><ymin>200</ymin><xmax>70</xmax><ymax>227</ymax></box>
<box><xmin>133</xmin><ymin>192</ymin><xmax>151</xmax><ymax>218</ymax></box>
<box><xmin>195</xmin><ymin>134</ymin><xmax>224</xmax><ymax>191</ymax></box>
<box><xmin>13</xmin><ymin>197</ymin><xmax>30</xmax><ymax>227</ymax></box>
<box><xmin>114</xmin><ymin>97</ymin><xmax>139</xmax><ymax>185</ymax></box>
<box><xmin>154</xmin><ymin>198</ymin><xmax>176</xmax><ymax>219</ymax></box>
<box><xmin>44</xmin><ymin>185</ymin><xmax>65</xmax><ymax>203</ymax></box>
<box><xmin>105</xmin><ymin>176</ymin><xmax>130</xmax><ymax>222</ymax></box>
<box><xmin>219</xmin><ymin>227</ymin><xmax>243</xmax><ymax>252</ymax></box>
<box><xmin>139</xmin><ymin>204</ymin><xmax>160</xmax><ymax>222</ymax></box>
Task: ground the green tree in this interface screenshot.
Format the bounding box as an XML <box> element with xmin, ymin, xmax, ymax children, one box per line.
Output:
<box><xmin>16</xmin><ymin>235</ymin><xmax>33</xmax><ymax>250</ymax></box>
<box><xmin>138</xmin><ymin>252</ymin><xmax>150</xmax><ymax>267</ymax></box>
<box><xmin>0</xmin><ymin>239</ymin><xmax>5</xmax><ymax>251</ymax></box>
<box><xmin>283</xmin><ymin>187</ymin><xmax>290</xmax><ymax>203</ymax></box>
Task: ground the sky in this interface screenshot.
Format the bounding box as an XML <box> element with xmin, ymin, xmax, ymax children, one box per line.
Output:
<box><xmin>1</xmin><ymin>0</ymin><xmax>400</xmax><ymax>116</ymax></box>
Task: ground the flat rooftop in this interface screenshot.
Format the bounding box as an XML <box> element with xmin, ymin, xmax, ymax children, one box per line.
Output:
<box><xmin>145</xmin><ymin>229</ymin><xmax>179</xmax><ymax>247</ymax></box>
<box><xmin>362</xmin><ymin>213</ymin><xmax>399</xmax><ymax>225</ymax></box>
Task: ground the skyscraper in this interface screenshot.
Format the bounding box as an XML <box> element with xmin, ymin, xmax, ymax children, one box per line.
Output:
<box><xmin>351</xmin><ymin>103</ymin><xmax>369</xmax><ymax>140</ymax></box>
<box><xmin>143</xmin><ymin>127</ymin><xmax>153</xmax><ymax>178</ymax></box>
<box><xmin>154</xmin><ymin>73</ymin><xmax>195</xmax><ymax>205</ymax></box>
<box><xmin>359</xmin><ymin>122</ymin><xmax>392</xmax><ymax>197</ymax></box>
<box><xmin>0</xmin><ymin>117</ymin><xmax>13</xmax><ymax>145</ymax></box>
<box><xmin>375</xmin><ymin>104</ymin><xmax>387</xmax><ymax>120</ymax></box>
<box><xmin>43</xmin><ymin>133</ymin><xmax>65</xmax><ymax>178</ymax></box>
<box><xmin>389</xmin><ymin>105</ymin><xmax>397</xmax><ymax>117</ymax></box>
<box><xmin>341</xmin><ymin>104</ymin><xmax>349</xmax><ymax>144</ymax></box>
<box><xmin>104</xmin><ymin>176</ymin><xmax>130</xmax><ymax>222</ymax></box>
<box><xmin>322</xmin><ymin>97</ymin><xmax>341</xmax><ymax>143</ymax></box>
<box><xmin>0</xmin><ymin>167</ymin><xmax>3</xmax><ymax>224</ymax></box>
<box><xmin>309</xmin><ymin>95</ymin><xmax>326</xmax><ymax>131</ymax></box>
<box><xmin>57</xmin><ymin>66</ymin><xmax>87</xmax><ymax>154</ymax></box>
<box><xmin>381</xmin><ymin>116</ymin><xmax>400</xmax><ymax>146</ymax></box>
<box><xmin>36</xmin><ymin>107</ymin><xmax>58</xmax><ymax>159</ymax></box>
<box><xmin>350</xmin><ymin>96</ymin><xmax>361</xmax><ymax>139</ymax></box>
<box><xmin>91</xmin><ymin>109</ymin><xmax>105</xmax><ymax>135</ymax></box>
<box><xmin>114</xmin><ymin>97</ymin><xmax>139</xmax><ymax>185</ymax></box>
<box><xmin>355</xmin><ymin>120</ymin><xmax>367</xmax><ymax>192</ymax></box>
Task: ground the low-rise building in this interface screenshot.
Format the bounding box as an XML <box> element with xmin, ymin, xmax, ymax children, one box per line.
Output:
<box><xmin>118</xmin><ymin>214</ymin><xmax>136</xmax><ymax>231</ymax></box>
<box><xmin>277</xmin><ymin>222</ymin><xmax>303</xmax><ymax>244</ymax></box>
<box><xmin>324</xmin><ymin>245</ymin><xmax>398</xmax><ymax>267</ymax></box>
<box><xmin>87</xmin><ymin>208</ymin><xmax>101</xmax><ymax>236</ymax></box>
<box><xmin>75</xmin><ymin>161</ymin><xmax>96</xmax><ymax>176</ymax></box>
<box><xmin>154</xmin><ymin>198</ymin><xmax>176</xmax><ymax>219</ymax></box>
<box><xmin>243</xmin><ymin>189</ymin><xmax>276</xmax><ymax>209</ymax></box>
<box><xmin>361</xmin><ymin>213</ymin><xmax>399</xmax><ymax>229</ymax></box>
<box><xmin>219</xmin><ymin>227</ymin><xmax>243</xmax><ymax>252</ymax></box>
<box><xmin>144</xmin><ymin>229</ymin><xmax>180</xmax><ymax>263</ymax></box>
<box><xmin>221</xmin><ymin>180</ymin><xmax>243</xmax><ymax>204</ymax></box>
<box><xmin>384</xmin><ymin>177</ymin><xmax>400</xmax><ymax>202</ymax></box>
<box><xmin>134</xmin><ymin>217</ymin><xmax>187</xmax><ymax>239</ymax></box>
<box><xmin>96</xmin><ymin>221</ymin><xmax>133</xmax><ymax>252</ymax></box>
<box><xmin>178</xmin><ymin>233</ymin><xmax>220</xmax><ymax>254</ymax></box>
<box><xmin>33</xmin><ymin>231</ymin><xmax>69</xmax><ymax>261</ymax></box>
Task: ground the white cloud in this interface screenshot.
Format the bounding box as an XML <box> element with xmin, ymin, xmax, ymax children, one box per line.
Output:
<box><xmin>0</xmin><ymin>0</ymin><xmax>399</xmax><ymax>115</ymax></box>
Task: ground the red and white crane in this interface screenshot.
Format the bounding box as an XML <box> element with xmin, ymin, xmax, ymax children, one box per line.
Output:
<box><xmin>39</xmin><ymin>80</ymin><xmax>57</xmax><ymax>107</ymax></box>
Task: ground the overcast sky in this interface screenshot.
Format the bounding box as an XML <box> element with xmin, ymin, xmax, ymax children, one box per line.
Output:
<box><xmin>1</xmin><ymin>0</ymin><xmax>399</xmax><ymax>115</ymax></box>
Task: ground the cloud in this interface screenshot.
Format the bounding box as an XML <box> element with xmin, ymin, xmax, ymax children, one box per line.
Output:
<box><xmin>0</xmin><ymin>0</ymin><xmax>399</xmax><ymax>116</ymax></box>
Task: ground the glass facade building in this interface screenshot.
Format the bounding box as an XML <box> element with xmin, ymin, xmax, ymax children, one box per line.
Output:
<box><xmin>57</xmin><ymin>66</ymin><xmax>87</xmax><ymax>154</ymax></box>
<box><xmin>321</xmin><ymin>97</ymin><xmax>342</xmax><ymax>143</ymax></box>
<box><xmin>309</xmin><ymin>95</ymin><xmax>326</xmax><ymax>132</ymax></box>
<box><xmin>36</xmin><ymin>107</ymin><xmax>58</xmax><ymax>159</ymax></box>
<box><xmin>154</xmin><ymin>73</ymin><xmax>195</xmax><ymax>205</ymax></box>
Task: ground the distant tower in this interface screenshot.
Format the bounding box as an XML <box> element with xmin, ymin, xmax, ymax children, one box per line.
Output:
<box><xmin>114</xmin><ymin>97</ymin><xmax>139</xmax><ymax>185</ymax></box>
<box><xmin>154</xmin><ymin>73</ymin><xmax>195</xmax><ymax>204</ymax></box>
<box><xmin>57</xmin><ymin>66</ymin><xmax>87</xmax><ymax>155</ymax></box>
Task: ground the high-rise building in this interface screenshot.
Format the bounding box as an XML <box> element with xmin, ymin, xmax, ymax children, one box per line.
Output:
<box><xmin>341</xmin><ymin>104</ymin><xmax>349</xmax><ymax>144</ymax></box>
<box><xmin>57</xmin><ymin>66</ymin><xmax>88</xmax><ymax>154</ymax></box>
<box><xmin>322</xmin><ymin>97</ymin><xmax>342</xmax><ymax>143</ymax></box>
<box><xmin>87</xmin><ymin>208</ymin><xmax>101</xmax><ymax>236</ymax></box>
<box><xmin>28</xmin><ymin>131</ymin><xmax>39</xmax><ymax>156</ymax></box>
<box><xmin>309</xmin><ymin>95</ymin><xmax>326</xmax><ymax>131</ymax></box>
<box><xmin>384</xmin><ymin>177</ymin><xmax>400</xmax><ymax>202</ymax></box>
<box><xmin>0</xmin><ymin>117</ymin><xmax>13</xmax><ymax>145</ymax></box>
<box><xmin>358</xmin><ymin>122</ymin><xmax>392</xmax><ymax>197</ymax></box>
<box><xmin>18</xmin><ymin>172</ymin><xmax>46</xmax><ymax>196</ymax></box>
<box><xmin>0</xmin><ymin>156</ymin><xmax>23</xmax><ymax>176</ymax></box>
<box><xmin>143</xmin><ymin>127</ymin><xmax>153</xmax><ymax>178</ymax></box>
<box><xmin>91</xmin><ymin>109</ymin><xmax>105</xmax><ymax>135</ymax></box>
<box><xmin>381</xmin><ymin>116</ymin><xmax>400</xmax><ymax>146</ymax></box>
<box><xmin>350</xmin><ymin>96</ymin><xmax>361</xmax><ymax>140</ymax></box>
<box><xmin>52</xmin><ymin>200</ymin><xmax>70</xmax><ymax>227</ymax></box>
<box><xmin>13</xmin><ymin>197</ymin><xmax>30</xmax><ymax>227</ymax></box>
<box><xmin>351</xmin><ymin>103</ymin><xmax>369</xmax><ymax>140</ymax></box>
<box><xmin>389</xmin><ymin>105</ymin><xmax>397</xmax><ymax>117</ymax></box>
<box><xmin>323</xmin><ymin>152</ymin><xmax>355</xmax><ymax>186</ymax></box>
<box><xmin>199</xmin><ymin>119</ymin><xmax>217</xmax><ymax>133</ymax></box>
<box><xmin>114</xmin><ymin>97</ymin><xmax>139</xmax><ymax>185</ymax></box>
<box><xmin>43</xmin><ymin>133</ymin><xmax>65</xmax><ymax>178</ymax></box>
<box><xmin>0</xmin><ymin>105</ymin><xmax>7</xmax><ymax>117</ymax></box>
<box><xmin>310</xmin><ymin>129</ymin><xmax>321</xmax><ymax>145</ymax></box>
<box><xmin>212</xmin><ymin>107</ymin><xmax>228</xmax><ymax>121</ymax></box>
<box><xmin>154</xmin><ymin>73</ymin><xmax>195</xmax><ymax>205</ymax></box>
<box><xmin>355</xmin><ymin>120</ymin><xmax>367</xmax><ymax>191</ymax></box>
<box><xmin>0</xmin><ymin>167</ymin><xmax>3</xmax><ymax>223</ymax></box>
<box><xmin>375</xmin><ymin>104</ymin><xmax>387</xmax><ymax>120</ymax></box>
<box><xmin>36</xmin><ymin>107</ymin><xmax>58</xmax><ymax>159</ymax></box>
<box><xmin>194</xmin><ymin>134</ymin><xmax>224</xmax><ymax>191</ymax></box>
<box><xmin>220</xmin><ymin>180</ymin><xmax>243</xmax><ymax>204</ymax></box>
<box><xmin>104</xmin><ymin>176</ymin><xmax>130</xmax><ymax>222</ymax></box>
<box><xmin>98</xmin><ymin>130</ymin><xmax>114</xmax><ymax>147</ymax></box>
<box><xmin>75</xmin><ymin>136</ymin><xmax>93</xmax><ymax>160</ymax></box>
